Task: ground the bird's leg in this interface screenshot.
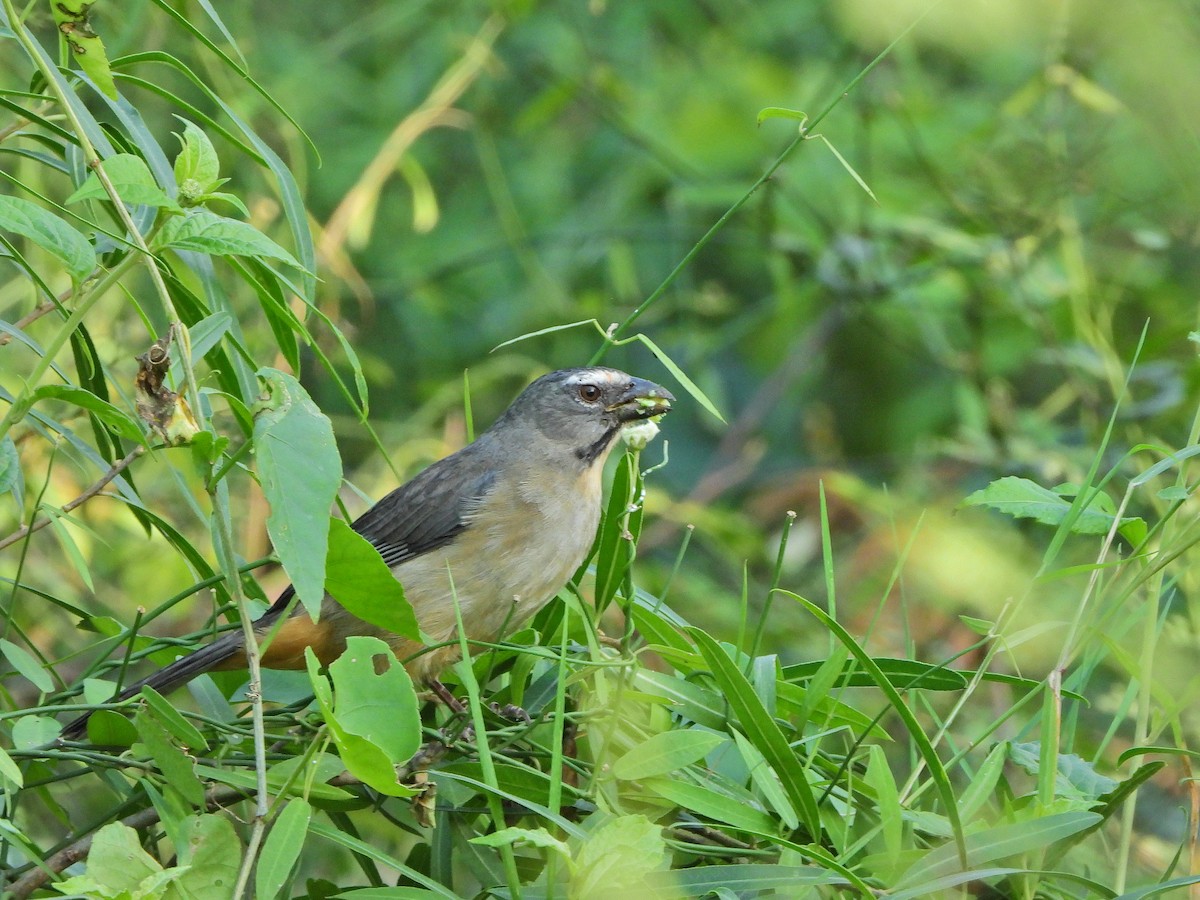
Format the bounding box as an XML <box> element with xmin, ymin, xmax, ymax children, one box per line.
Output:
<box><xmin>427</xmin><ymin>677</ymin><xmax>466</xmax><ymax>714</ymax></box>
<box><xmin>488</xmin><ymin>701</ymin><xmax>532</xmax><ymax>723</ymax></box>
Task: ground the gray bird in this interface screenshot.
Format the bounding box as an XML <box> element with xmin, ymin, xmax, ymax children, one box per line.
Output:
<box><xmin>64</xmin><ymin>367</ymin><xmax>672</xmax><ymax>735</ymax></box>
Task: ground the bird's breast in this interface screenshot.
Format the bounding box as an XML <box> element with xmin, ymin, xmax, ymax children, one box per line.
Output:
<box><xmin>390</xmin><ymin>461</ymin><xmax>604</xmax><ymax>647</ymax></box>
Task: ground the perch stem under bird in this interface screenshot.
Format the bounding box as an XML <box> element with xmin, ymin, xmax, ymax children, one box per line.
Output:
<box><xmin>62</xmin><ymin>367</ymin><xmax>673</xmax><ymax>739</ymax></box>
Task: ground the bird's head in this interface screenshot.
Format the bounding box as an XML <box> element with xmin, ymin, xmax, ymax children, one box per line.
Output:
<box><xmin>497</xmin><ymin>366</ymin><xmax>674</xmax><ymax>465</ymax></box>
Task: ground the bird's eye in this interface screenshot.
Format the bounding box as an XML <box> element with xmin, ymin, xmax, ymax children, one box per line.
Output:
<box><xmin>578</xmin><ymin>384</ymin><xmax>602</xmax><ymax>403</ymax></box>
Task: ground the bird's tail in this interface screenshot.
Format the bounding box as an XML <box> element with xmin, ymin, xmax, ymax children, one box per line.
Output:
<box><xmin>61</xmin><ymin>628</ymin><xmax>248</xmax><ymax>740</ymax></box>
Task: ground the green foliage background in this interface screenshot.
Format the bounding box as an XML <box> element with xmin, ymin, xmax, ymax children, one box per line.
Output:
<box><xmin>2</xmin><ymin>0</ymin><xmax>1200</xmax><ymax>897</ymax></box>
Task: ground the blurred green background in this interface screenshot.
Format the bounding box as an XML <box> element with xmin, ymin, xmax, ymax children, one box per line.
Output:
<box><xmin>11</xmin><ymin>0</ymin><xmax>1200</xmax><ymax>698</ymax></box>
<box><xmin>4</xmin><ymin>0</ymin><xmax>1200</xmax><ymax>877</ymax></box>
<box><xmin>191</xmin><ymin>0</ymin><xmax>1199</xmax><ymax>659</ymax></box>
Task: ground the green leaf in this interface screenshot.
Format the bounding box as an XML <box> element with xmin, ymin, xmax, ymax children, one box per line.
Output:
<box><xmin>170</xmin><ymin>814</ymin><xmax>241</xmax><ymax>900</ymax></box>
<box><xmin>256</xmin><ymin>799</ymin><xmax>312</xmax><ymax>900</ymax></box>
<box><xmin>159</xmin><ymin>208</ymin><xmax>303</xmax><ymax>268</ymax></box>
<box><xmin>139</xmin><ymin>685</ymin><xmax>208</xmax><ymax>751</ymax></box>
<box><xmin>0</xmin><ymin>194</ymin><xmax>96</xmax><ymax>282</ymax></box>
<box><xmin>66</xmin><ymin>153</ymin><xmax>178</xmax><ymax>208</ymax></box>
<box><xmin>335</xmin><ymin>890</ymin><xmax>448</xmax><ymax>899</ymax></box>
<box><xmin>635</xmin><ymin>333</ymin><xmax>726</xmax><ymax>423</ymax></box>
<box><xmin>961</xmin><ymin>476</ymin><xmax>1143</xmax><ymax>538</ymax></box>
<box><xmin>866</xmin><ymin>744</ymin><xmax>903</xmax><ymax>869</ymax></box>
<box><xmin>632</xmin><ymin>669</ymin><xmax>727</xmax><ymax>730</ymax></box>
<box><xmin>892</xmin><ymin>811</ymin><xmax>1102</xmax><ymax>893</ymax></box>
<box><xmin>815</xmin><ymin>133</ymin><xmax>878</xmax><ymax>202</ymax></box>
<box><xmin>56</xmin><ymin>822</ymin><xmax>163</xmax><ymax>896</ymax></box>
<box><xmin>957</xmin><ymin>742</ymin><xmax>1007</xmax><ymax>822</ymax></box>
<box><xmin>756</xmin><ymin>106</ymin><xmax>809</xmax><ymax>125</ymax></box>
<box><xmin>26</xmin><ymin>384</ymin><xmax>145</xmax><ymax>442</ymax></box>
<box><xmin>1009</xmin><ymin>741</ymin><xmax>1118</xmax><ymax>800</ymax></box>
<box><xmin>0</xmin><ymin>744</ymin><xmax>22</xmax><ymax>789</ymax></box>
<box><xmin>780</xmin><ymin>593</ymin><xmax>968</xmax><ymax>861</ymax></box>
<box><xmin>687</xmin><ymin>627</ymin><xmax>821</xmax><ymax>839</ymax></box>
<box><xmin>253</xmin><ymin>368</ymin><xmax>342</xmax><ymax>616</ymax></box>
<box><xmin>308</xmin><ymin>820</ymin><xmax>459</xmax><ymax>897</ymax></box>
<box><xmin>0</xmin><ymin>638</ymin><xmax>54</xmax><ymax>692</ymax></box>
<box><xmin>611</xmin><ymin>729</ymin><xmax>725</xmax><ymax>781</ymax></box>
<box><xmin>173</xmin><ymin>119</ymin><xmax>222</xmax><ymax>192</ymax></box>
<box><xmin>470</xmin><ymin>826</ymin><xmax>571</xmax><ymax>858</ymax></box>
<box><xmin>11</xmin><ymin>714</ymin><xmax>60</xmax><ymax>749</ymax></box>
<box><xmin>192</xmin><ymin>765</ymin><xmax>352</xmax><ymax>804</ymax></box>
<box><xmin>326</xmin><ymin>636</ymin><xmax>421</xmax><ymax>762</ymax></box>
<box><xmin>135</xmin><ymin>709</ymin><xmax>206</xmax><ymax>808</ymax></box>
<box><xmin>304</xmin><ymin>639</ymin><xmax>419</xmax><ymax>797</ymax></box>
<box><xmin>593</xmin><ymin>452</ymin><xmax>638</xmax><ymax>613</ymax></box>
<box><xmin>570</xmin><ymin>815</ymin><xmax>666</xmax><ymax>900</ymax></box>
<box><xmin>730</xmin><ymin>730</ymin><xmax>797</xmax><ymax>831</ymax></box>
<box><xmin>325</xmin><ymin>518</ymin><xmax>419</xmax><ymax>640</ymax></box>
<box><xmin>50</xmin><ymin>0</ymin><xmax>119</xmax><ymax>99</ymax></box>
<box><xmin>647</xmin><ymin>865</ymin><xmax>847</xmax><ymax>893</ymax></box>
<box><xmin>784</xmin><ymin>656</ymin><xmax>968</xmax><ymax>691</ymax></box>
<box><xmin>0</xmin><ymin>434</ymin><xmax>19</xmax><ymax>500</ymax></box>
<box><xmin>640</xmin><ymin>776</ymin><xmax>778</xmax><ymax>833</ymax></box>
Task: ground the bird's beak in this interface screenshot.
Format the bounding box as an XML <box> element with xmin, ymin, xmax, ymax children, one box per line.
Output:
<box><xmin>609</xmin><ymin>377</ymin><xmax>675</xmax><ymax>422</ymax></box>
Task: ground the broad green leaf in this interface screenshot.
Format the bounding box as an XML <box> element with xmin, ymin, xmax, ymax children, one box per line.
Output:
<box><xmin>958</xmin><ymin>742</ymin><xmax>1007</xmax><ymax>822</ymax></box>
<box><xmin>50</xmin><ymin>0</ymin><xmax>119</xmax><ymax>99</ymax></box>
<box><xmin>730</xmin><ymin>730</ymin><xmax>797</xmax><ymax>831</ymax></box>
<box><xmin>782</xmin><ymin>592</ymin><xmax>967</xmax><ymax>862</ymax></box>
<box><xmin>593</xmin><ymin>451</ymin><xmax>638</xmax><ymax>614</ymax></box>
<box><xmin>961</xmin><ymin>476</ymin><xmax>1143</xmax><ymax>539</ymax></box>
<box><xmin>25</xmin><ymin>384</ymin><xmax>144</xmax><ymax>442</ymax></box>
<box><xmin>173</xmin><ymin>119</ymin><xmax>221</xmax><ymax>193</ymax></box>
<box><xmin>611</xmin><ymin>729</ymin><xmax>725</xmax><ymax>781</ymax></box>
<box><xmin>0</xmin><ymin>194</ymin><xmax>96</xmax><ymax>281</ymax></box>
<box><xmin>1009</xmin><ymin>741</ymin><xmax>1118</xmax><ymax>800</ymax></box>
<box><xmin>11</xmin><ymin>714</ymin><xmax>60</xmax><ymax>750</ymax></box>
<box><xmin>304</xmin><ymin>643</ymin><xmax>417</xmax><ymax>798</ymax></box>
<box><xmin>159</xmin><ymin>208</ymin><xmax>303</xmax><ymax>269</ymax></box>
<box><xmin>253</xmin><ymin>368</ymin><xmax>342</xmax><ymax>616</ymax></box>
<box><xmin>893</xmin><ymin>811</ymin><xmax>1102</xmax><ymax>890</ymax></box>
<box><xmin>67</xmin><ymin>153</ymin><xmax>178</xmax><ymax>208</ymax></box>
<box><xmin>192</xmin><ymin>765</ymin><xmax>352</xmax><ymax>804</ymax></box>
<box><xmin>865</xmin><ymin>744</ymin><xmax>903</xmax><ymax>869</ymax></box>
<box><xmin>325</xmin><ymin>518</ymin><xmax>419</xmax><ymax>640</ymax></box>
<box><xmin>688</xmin><ymin>627</ymin><xmax>821</xmax><ymax>838</ymax></box>
<box><xmin>470</xmin><ymin>826</ymin><xmax>571</xmax><ymax>858</ymax></box>
<box><xmin>168</xmin><ymin>814</ymin><xmax>241</xmax><ymax>900</ymax></box>
<box><xmin>326</xmin><ymin>636</ymin><xmax>420</xmax><ymax>762</ymax></box>
<box><xmin>86</xmin><ymin>709</ymin><xmax>139</xmax><ymax>748</ymax></box>
<box><xmin>0</xmin><ymin>744</ymin><xmax>21</xmax><ymax>789</ymax></box>
<box><xmin>0</xmin><ymin>638</ymin><xmax>53</xmax><ymax>692</ymax></box>
<box><xmin>309</xmin><ymin>820</ymin><xmax>459</xmax><ymax>897</ymax></box>
<box><xmin>0</xmin><ymin>434</ymin><xmax>19</xmax><ymax>501</ymax></box>
<box><xmin>632</xmin><ymin>669</ymin><xmax>726</xmax><ymax>730</ymax></box>
<box><xmin>139</xmin><ymin>686</ymin><xmax>208</xmax><ymax>751</ymax></box>
<box><xmin>56</xmin><ymin>822</ymin><xmax>163</xmax><ymax>895</ymax></box>
<box><xmin>1114</xmin><ymin>874</ymin><xmax>1200</xmax><ymax>900</ymax></box>
<box><xmin>784</xmin><ymin>656</ymin><xmax>967</xmax><ymax>691</ymax></box>
<box><xmin>570</xmin><ymin>815</ymin><xmax>667</xmax><ymax>900</ymax></box>
<box><xmin>256</xmin><ymin>799</ymin><xmax>312</xmax><ymax>900</ymax></box>
<box><xmin>640</xmin><ymin>777</ymin><xmax>777</xmax><ymax>833</ymax></box>
<box><xmin>135</xmin><ymin>710</ymin><xmax>205</xmax><ymax>807</ymax></box>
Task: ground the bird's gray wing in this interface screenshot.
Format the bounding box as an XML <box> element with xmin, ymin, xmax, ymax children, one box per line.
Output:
<box><xmin>349</xmin><ymin>447</ymin><xmax>498</xmax><ymax>568</ymax></box>
<box><xmin>257</xmin><ymin>445</ymin><xmax>497</xmax><ymax>620</ymax></box>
